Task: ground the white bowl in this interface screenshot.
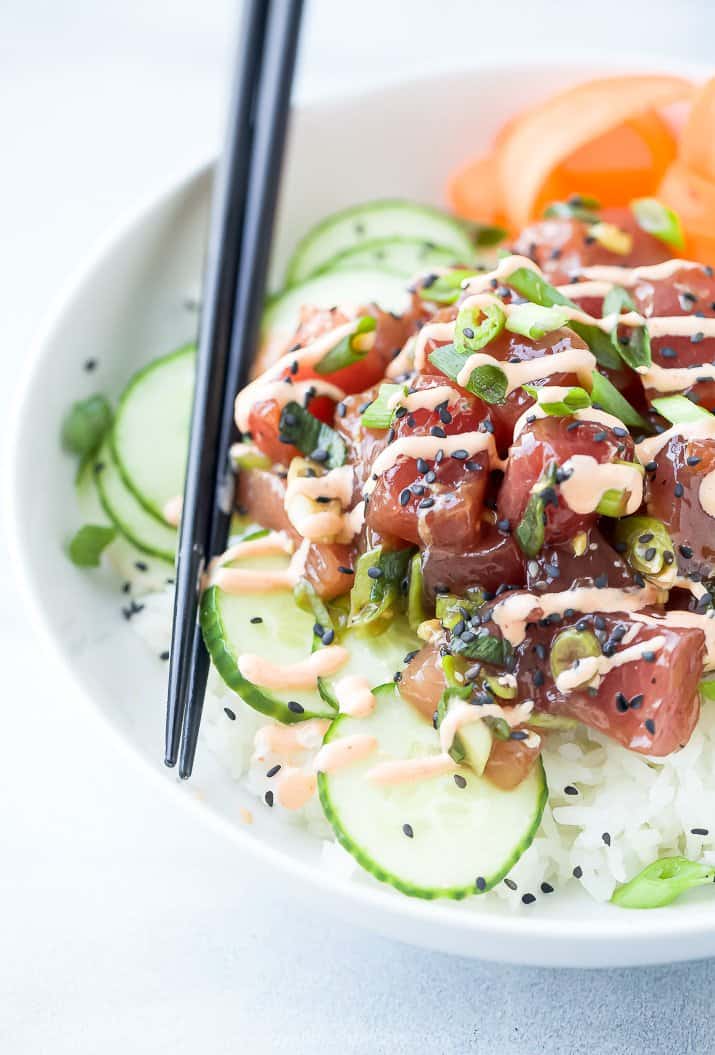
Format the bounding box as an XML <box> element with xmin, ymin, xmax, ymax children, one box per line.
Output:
<box><xmin>10</xmin><ymin>59</ymin><xmax>715</xmax><ymax>968</ymax></box>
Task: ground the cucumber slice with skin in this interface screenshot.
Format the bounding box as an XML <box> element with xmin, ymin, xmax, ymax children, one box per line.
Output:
<box><xmin>319</xmin><ymin>685</ymin><xmax>547</xmax><ymax>899</ymax></box>
<box><xmin>93</xmin><ymin>443</ymin><xmax>176</xmax><ymax>563</ymax></box>
<box><xmin>263</xmin><ymin>268</ymin><xmax>410</xmax><ymax>349</ymax></box>
<box><xmin>319</xmin><ymin>237</ymin><xmax>464</xmax><ymax>279</ymax></box>
<box><xmin>200</xmin><ymin>562</ymin><xmax>338</xmax><ymax>722</ymax></box>
<box><xmin>285</xmin><ymin>200</ymin><xmax>475</xmax><ymax>285</ymax></box>
<box><xmin>111</xmin><ymin>344</ymin><xmax>195</xmax><ymax>524</ymax></box>
<box><xmin>318</xmin><ymin>617</ymin><xmax>420</xmax><ymax>708</ymax></box>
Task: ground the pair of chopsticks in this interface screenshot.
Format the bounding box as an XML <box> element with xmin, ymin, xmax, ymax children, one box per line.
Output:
<box><xmin>165</xmin><ymin>0</ymin><xmax>304</xmax><ymax>778</ymax></box>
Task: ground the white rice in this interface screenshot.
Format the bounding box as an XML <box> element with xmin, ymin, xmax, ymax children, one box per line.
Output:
<box><xmin>128</xmin><ymin>576</ymin><xmax>715</xmax><ymax>908</ymax></box>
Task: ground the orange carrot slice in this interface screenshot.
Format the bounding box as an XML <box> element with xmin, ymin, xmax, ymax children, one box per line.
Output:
<box><xmin>496</xmin><ymin>75</ymin><xmax>693</xmax><ymax>228</ymax></box>
<box><xmin>535</xmin><ymin>111</ymin><xmax>678</xmax><ymax>214</ymax></box>
<box><xmin>658</xmin><ymin>160</ymin><xmax>715</xmax><ymax>264</ymax></box>
<box><xmin>680</xmin><ymin>77</ymin><xmax>715</xmax><ymax>182</ymax></box>
<box><xmin>446</xmin><ymin>153</ymin><xmax>505</xmax><ymax>226</ymax></box>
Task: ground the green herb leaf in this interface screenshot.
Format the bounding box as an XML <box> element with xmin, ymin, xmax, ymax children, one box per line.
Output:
<box><xmin>514</xmin><ymin>467</ymin><xmax>557</xmax><ymax>557</ymax></box>
<box><xmin>450</xmin><ymin>629</ymin><xmax>512</xmax><ymax>667</ymax></box>
<box><xmin>454</xmin><ymin>299</ymin><xmax>506</xmax><ymax>354</ymax></box>
<box><xmin>589</xmin><ymin>370</ymin><xmax>649</xmax><ymax>430</ymax></box>
<box><xmin>314</xmin><ymin>316</ymin><xmax>376</xmax><ymax>375</ymax></box>
<box><xmin>360</xmin><ymin>383</ymin><xmax>405</xmax><ymax>430</ymax></box>
<box><xmin>631</xmin><ymin>198</ymin><xmax>685</xmax><ymax>252</ymax></box>
<box><xmin>506</xmin><ymin>303</ymin><xmax>571</xmax><ymax>340</ymax></box>
<box><xmin>428</xmin><ymin>343</ymin><xmax>507</xmax><ymax>404</ymax></box>
<box><xmin>603</xmin><ymin>285</ymin><xmax>636</xmax><ymax>318</ymax></box>
<box><xmin>506</xmin><ymin>266</ymin><xmax>622</xmax><ymax>371</ymax></box>
<box><xmin>68</xmin><ymin>524</ymin><xmax>117</xmax><ymax>567</ymax></box>
<box><xmin>543</xmin><ymin>196</ymin><xmax>601</xmax><ymax>224</ymax></box>
<box><xmin>417</xmin><ymin>269</ymin><xmax>480</xmax><ymax>305</ymax></box>
<box><xmin>603</xmin><ymin>283</ymin><xmax>651</xmax><ymax>370</ymax></box>
<box><xmin>611</xmin><ymin>856</ymin><xmax>715</xmax><ymax>909</ymax></box>
<box><xmin>61</xmin><ymin>394</ymin><xmax>113</xmax><ymax>458</ymax></box>
<box><xmin>523</xmin><ymin>384</ymin><xmax>591</xmax><ymax>417</ymax></box>
<box><xmin>278</xmin><ymin>401</ymin><xmax>347</xmax><ymax>468</ymax></box>
<box><xmin>652</xmin><ymin>395</ymin><xmax>713</xmax><ymax>425</ymax></box>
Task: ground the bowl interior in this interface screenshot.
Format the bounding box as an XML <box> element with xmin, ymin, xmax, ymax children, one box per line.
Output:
<box><xmin>12</xmin><ymin>61</ymin><xmax>715</xmax><ymax>967</ymax></box>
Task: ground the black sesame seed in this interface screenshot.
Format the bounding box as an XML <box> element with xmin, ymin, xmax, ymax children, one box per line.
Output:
<box><xmin>691</xmin><ymin>828</ymin><xmax>709</xmax><ymax>836</ymax></box>
<box><xmin>674</xmin><ymin>482</ymin><xmax>684</xmax><ymax>498</ymax></box>
<box><xmin>564</xmin><ymin>785</ymin><xmax>579</xmax><ymax>796</ymax></box>
<box><xmin>660</xmin><ymin>346</ymin><xmax>677</xmax><ymax>359</ymax></box>
<box><xmin>638</xmin><ymin>532</ymin><xmax>654</xmax><ymax>544</ymax></box>
<box><xmin>533</xmin><ymin>670</ymin><xmax>545</xmax><ymax>687</ymax></box>
<box><xmin>425</xmin><ymin>469</ymin><xmax>437</xmax><ymax>483</ymax></box>
<box><xmin>615</xmin><ymin>692</ymin><xmax>630</xmax><ymax>713</ymax></box>
<box><xmin>288</xmin><ymin>701</ymin><xmax>305</xmax><ymax>714</ymax></box>
<box><xmin>644</xmin><ymin>547</ymin><xmax>657</xmax><ymax>562</ymax></box>
<box><xmin>159</xmin><ymin>650</ymin><xmax>170</xmax><ymax>661</ymax></box>
<box><xmin>679</xmin><ymin>544</ymin><xmax>694</xmax><ymax>559</ymax></box>
<box><xmin>393</xmin><ymin>671</ymin><xmax>402</xmax><ymax>683</ymax></box>
<box><xmin>594</xmin><ymin>573</ymin><xmax>608</xmax><ymax>589</ymax></box>
<box><xmin>419</xmin><ymin>497</ymin><xmax>436</xmax><ymax>510</ymax></box>
<box><xmin>223</xmin><ymin>707</ymin><xmax>236</xmax><ymax>721</ymax></box>
<box><xmin>521</xmin><ymin>893</ymin><xmax>536</xmax><ymax>905</ymax></box>
<box><xmin>540</xmin><ymin>882</ymin><xmax>554</xmax><ymax>894</ymax></box>
<box><xmin>402</xmin><ymin>823</ymin><xmax>414</xmax><ymax>838</ymax></box>
<box><xmin>454</xmin><ymin>774</ymin><xmax>467</xmax><ymax>789</ymax></box>
<box><xmin>451</xmin><ymin>448</ymin><xmax>468</xmax><ymax>460</ymax></box>
<box><xmin>497</xmin><ymin>518</ymin><xmax>511</xmax><ymax>534</ymax></box>
<box><xmin>83</xmin><ymin>357</ymin><xmax>98</xmax><ymax>371</ymax></box>
<box><xmin>593</xmin><ymin>430</ymin><xmax>607</xmax><ymax>442</ymax></box>
<box><xmin>645</xmin><ymin>718</ymin><xmax>656</xmax><ymax>734</ymax></box>
<box><xmin>264</xmin><ymin>790</ymin><xmax>274</xmax><ymax>807</ymax></box>
<box><xmin>338</xmin><ymin>565</ymin><xmax>354</xmax><ymax>575</ymax></box>
<box><xmin>430</xmin><ymin>425</ymin><xmax>446</xmax><ymax>438</ymax></box>
<box><xmin>613</xmin><ymin>426</ymin><xmax>628</xmax><ymax>438</ymax></box>
<box><xmin>416</xmin><ymin>458</ymin><xmax>429</xmax><ymax>474</ymax></box>
<box><xmin>573</xmin><ymin>866</ymin><xmax>583</xmax><ymax>879</ymax></box>
<box><xmin>266</xmin><ymin>764</ymin><xmax>281</xmax><ymax>778</ymax></box>
<box><xmin>602</xmin><ymin>832</ymin><xmax>611</xmax><ymax>847</ymax></box>
<box><xmin>475</xmin><ymin>875</ymin><xmax>486</xmax><ymax>891</ymax></box>
<box><xmin>691</xmin><ymin>331</ymin><xmax>705</xmax><ymax>343</ymax></box>
<box><xmin>250</xmin><ymin>616</ymin><xmax>263</xmax><ymax>624</ymax></box>
<box><xmin>644</xmin><ymin>460</ymin><xmax>658</xmax><ymax>473</ymax></box>
<box><xmin>311</xmin><ymin>447</ymin><xmax>329</xmax><ymax>463</ymax></box>
<box><xmin>322</xmin><ymin>629</ymin><xmax>335</xmax><ymax>645</ymax></box>
<box><xmin>642</xmin><ymin>650</ymin><xmax>656</xmax><ymax>662</ymax></box>
<box><xmin>504</xmin><ymin>877</ymin><xmax>518</xmax><ymax>891</ymax></box>
<box><xmin>121</xmin><ymin>582</ymin><xmax>131</xmax><ymax>594</ymax></box>
<box><xmin>367</xmin><ymin>566</ymin><xmax>384</xmax><ymax>580</ymax></box>
<box><xmin>399</xmin><ymin>488</ymin><xmax>411</xmax><ymax>506</ymax></box>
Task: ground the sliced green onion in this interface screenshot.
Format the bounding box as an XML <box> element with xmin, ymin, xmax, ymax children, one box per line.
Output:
<box><xmin>699</xmin><ymin>679</ymin><xmax>715</xmax><ymax>701</ymax></box>
<box><xmin>61</xmin><ymin>394</ymin><xmax>113</xmax><ymax>458</ymax></box>
<box><xmin>631</xmin><ymin>198</ymin><xmax>685</xmax><ymax>252</ymax></box>
<box><xmin>469</xmin><ymin>221</ymin><xmax>508</xmax><ymax>247</ymax></box>
<box><xmin>483</xmin><ymin>673</ymin><xmax>517</xmax><ymax>700</ymax></box>
<box><xmin>436</xmin><ymin>589</ymin><xmax>485</xmax><ymax>631</ymax></box>
<box><xmin>454</xmin><ymin>299</ymin><xmax>506</xmax><ymax>354</ymax></box>
<box><xmin>550</xmin><ymin>628</ymin><xmax>601</xmax><ymax>684</ymax></box>
<box><xmin>361</xmin><ymin>383</ymin><xmax>405</xmax><ymax>430</ymax></box>
<box><xmin>294</xmin><ymin>577</ymin><xmax>335</xmax><ymax>635</ymax></box>
<box><xmin>483</xmin><ymin>715</ymin><xmax>511</xmax><ymax>740</ymax></box>
<box><xmin>506</xmin><ymin>303</ymin><xmax>571</xmax><ymax>340</ymax></box>
<box><xmin>603</xmin><ymin>284</ymin><xmax>636</xmax><ymax>318</ymax></box>
<box><xmin>507</xmin><ymin>267</ymin><xmax>622</xmax><ymax>371</ymax></box>
<box><xmin>595</xmin><ymin>461</ymin><xmax>643</xmax><ymax>517</ymax></box>
<box><xmin>348</xmin><ymin>545</ymin><xmax>413</xmax><ymax>636</ymax></box>
<box><xmin>514</xmin><ymin>467</ymin><xmax>557</xmax><ymax>558</ymax></box>
<box><xmin>590</xmin><ymin>370</ymin><xmax>649</xmax><ymax>431</ymax></box>
<box><xmin>68</xmin><ymin>524</ymin><xmax>117</xmax><ymax>567</ymax></box>
<box><xmin>231</xmin><ymin>443</ymin><xmax>272</xmax><ymax>471</ymax></box>
<box><xmin>428</xmin><ymin>343</ymin><xmax>508</xmax><ymax>404</ymax></box>
<box><xmin>543</xmin><ymin>196</ymin><xmax>601</xmax><ymax>224</ymax></box>
<box><xmin>611</xmin><ymin>856</ymin><xmax>715</xmax><ymax>909</ymax></box>
<box><xmin>604</xmin><ymin>283</ymin><xmax>651</xmax><ymax>369</ymax></box>
<box><xmin>407</xmin><ymin>552</ymin><xmax>427</xmax><ymax>631</ymax></box>
<box><xmin>417</xmin><ymin>269</ymin><xmax>480</xmax><ymax>305</ymax></box>
<box><xmin>523</xmin><ymin>384</ymin><xmax>591</xmax><ymax>417</ymax></box>
<box><xmin>450</xmin><ymin>628</ymin><xmax>512</xmax><ymax>667</ymax></box>
<box><xmin>612</xmin><ymin>515</ymin><xmax>676</xmax><ymax>583</ymax></box>
<box><xmin>527</xmin><ymin>712</ymin><xmax>580</xmax><ymax>731</ymax></box>
<box><xmin>278</xmin><ymin>401</ymin><xmax>347</xmax><ymax>468</ymax></box>
<box><xmin>314</xmin><ymin>315</ymin><xmax>376</xmax><ymax>375</ymax></box>
<box><xmin>652</xmin><ymin>395</ymin><xmax>713</xmax><ymax>425</ymax></box>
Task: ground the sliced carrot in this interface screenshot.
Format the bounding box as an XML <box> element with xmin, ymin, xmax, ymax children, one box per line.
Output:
<box><xmin>495</xmin><ymin>75</ymin><xmax>693</xmax><ymax>228</ymax></box>
<box><xmin>535</xmin><ymin>110</ymin><xmax>678</xmax><ymax>214</ymax></box>
<box><xmin>446</xmin><ymin>153</ymin><xmax>505</xmax><ymax>226</ymax></box>
<box><xmin>658</xmin><ymin>160</ymin><xmax>715</xmax><ymax>264</ymax></box>
<box><xmin>680</xmin><ymin>77</ymin><xmax>715</xmax><ymax>182</ymax></box>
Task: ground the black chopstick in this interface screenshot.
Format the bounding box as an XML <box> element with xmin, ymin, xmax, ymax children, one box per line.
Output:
<box><xmin>165</xmin><ymin>0</ymin><xmax>304</xmax><ymax>778</ymax></box>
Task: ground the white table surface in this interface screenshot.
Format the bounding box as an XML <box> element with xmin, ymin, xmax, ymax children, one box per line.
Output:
<box><xmin>3</xmin><ymin>2</ymin><xmax>715</xmax><ymax>1051</ymax></box>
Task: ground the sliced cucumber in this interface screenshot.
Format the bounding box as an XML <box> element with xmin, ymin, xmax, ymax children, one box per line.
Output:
<box><xmin>111</xmin><ymin>344</ymin><xmax>195</xmax><ymax>524</ymax></box>
<box><xmin>320</xmin><ymin>237</ymin><xmax>464</xmax><ymax>279</ymax></box>
<box><xmin>94</xmin><ymin>443</ymin><xmax>176</xmax><ymax>563</ymax></box>
<box><xmin>319</xmin><ymin>685</ymin><xmax>547</xmax><ymax>899</ymax></box>
<box><xmin>285</xmin><ymin>200</ymin><xmax>475</xmax><ymax>285</ymax></box>
<box><xmin>263</xmin><ymin>268</ymin><xmax>410</xmax><ymax>348</ymax></box>
<box><xmin>318</xmin><ymin>617</ymin><xmax>420</xmax><ymax>708</ymax></box>
<box><xmin>200</xmin><ymin>553</ymin><xmax>338</xmax><ymax>722</ymax></box>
